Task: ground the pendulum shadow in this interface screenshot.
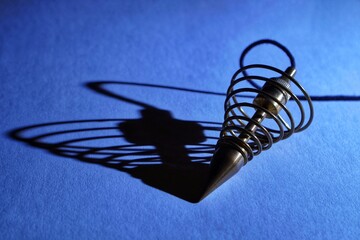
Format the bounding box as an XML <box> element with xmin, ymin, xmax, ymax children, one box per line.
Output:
<box><xmin>9</xmin><ymin>82</ymin><xmax>221</xmax><ymax>203</ymax></box>
<box><xmin>87</xmin><ymin>82</ymin><xmax>220</xmax><ymax>203</ymax></box>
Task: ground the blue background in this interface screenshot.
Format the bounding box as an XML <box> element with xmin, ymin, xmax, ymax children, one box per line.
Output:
<box><xmin>1</xmin><ymin>0</ymin><xmax>360</xmax><ymax>239</ymax></box>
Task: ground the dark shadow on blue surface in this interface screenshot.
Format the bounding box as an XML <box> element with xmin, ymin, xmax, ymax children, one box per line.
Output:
<box><xmin>8</xmin><ymin>77</ymin><xmax>360</xmax><ymax>203</ymax></box>
<box><xmin>8</xmin><ymin>81</ymin><xmax>223</xmax><ymax>203</ymax></box>
<box><xmin>91</xmin><ymin>80</ymin><xmax>360</xmax><ymax>101</ymax></box>
<box><xmin>9</xmin><ymin>117</ymin><xmax>219</xmax><ymax>203</ymax></box>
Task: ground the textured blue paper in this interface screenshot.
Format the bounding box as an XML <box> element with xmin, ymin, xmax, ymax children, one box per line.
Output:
<box><xmin>1</xmin><ymin>0</ymin><xmax>360</xmax><ymax>239</ymax></box>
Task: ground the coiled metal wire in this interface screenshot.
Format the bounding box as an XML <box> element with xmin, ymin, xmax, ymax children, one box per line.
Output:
<box><xmin>218</xmin><ymin>63</ymin><xmax>314</xmax><ymax>162</ymax></box>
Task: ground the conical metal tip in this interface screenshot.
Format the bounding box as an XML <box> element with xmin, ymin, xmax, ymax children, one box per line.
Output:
<box><xmin>199</xmin><ymin>145</ymin><xmax>246</xmax><ymax>201</ymax></box>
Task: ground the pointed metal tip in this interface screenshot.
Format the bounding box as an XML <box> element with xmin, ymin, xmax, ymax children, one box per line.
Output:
<box><xmin>199</xmin><ymin>145</ymin><xmax>247</xmax><ymax>201</ymax></box>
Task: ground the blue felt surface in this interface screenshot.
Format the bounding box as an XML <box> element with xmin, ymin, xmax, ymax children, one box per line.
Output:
<box><xmin>1</xmin><ymin>0</ymin><xmax>360</xmax><ymax>239</ymax></box>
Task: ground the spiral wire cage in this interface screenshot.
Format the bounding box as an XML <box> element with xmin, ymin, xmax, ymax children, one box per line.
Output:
<box><xmin>216</xmin><ymin>40</ymin><xmax>314</xmax><ymax>163</ymax></box>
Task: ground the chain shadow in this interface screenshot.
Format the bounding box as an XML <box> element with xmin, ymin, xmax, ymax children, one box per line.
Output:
<box><xmin>8</xmin><ymin>82</ymin><xmax>222</xmax><ymax>203</ymax></box>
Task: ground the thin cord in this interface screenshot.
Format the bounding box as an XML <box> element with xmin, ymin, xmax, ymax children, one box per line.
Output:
<box><xmin>239</xmin><ymin>39</ymin><xmax>296</xmax><ymax>89</ymax></box>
